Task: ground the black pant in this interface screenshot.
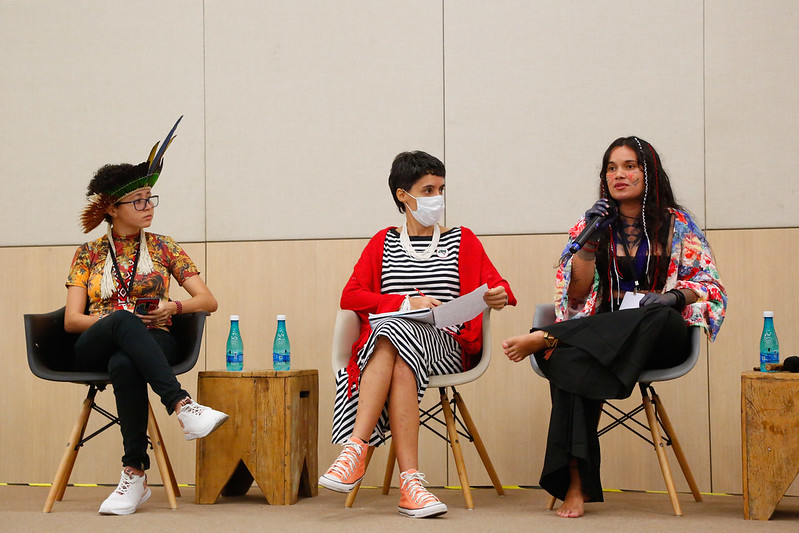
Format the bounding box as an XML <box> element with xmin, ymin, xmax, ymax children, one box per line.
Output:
<box><xmin>534</xmin><ymin>305</ymin><xmax>690</xmax><ymax>502</ymax></box>
<box><xmin>73</xmin><ymin>311</ymin><xmax>188</xmax><ymax>470</ymax></box>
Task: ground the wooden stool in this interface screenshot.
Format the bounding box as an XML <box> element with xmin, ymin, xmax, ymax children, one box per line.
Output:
<box><xmin>195</xmin><ymin>370</ymin><xmax>318</xmax><ymax>505</ymax></box>
<box><xmin>741</xmin><ymin>371</ymin><xmax>799</xmax><ymax>520</ymax></box>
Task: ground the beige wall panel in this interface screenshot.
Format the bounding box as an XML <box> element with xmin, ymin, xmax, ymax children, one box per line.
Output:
<box><xmin>708</xmin><ymin>228</ymin><xmax>799</xmax><ymax>496</ymax></box>
<box><xmin>203</xmin><ymin>1</ymin><xmax>444</xmax><ymax>242</ymax></box>
<box><xmin>0</xmin><ymin>0</ymin><xmax>206</xmax><ymax>247</ymax></box>
<box><xmin>2</xmin><ymin>246</ymin><xmax>87</xmax><ymax>483</ymax></box>
<box><xmin>705</xmin><ymin>2</ymin><xmax>799</xmax><ymax>229</ymax></box>
<box><xmin>443</xmin><ymin>0</ymin><xmax>706</xmax><ymax>235</ymax></box>
<box><xmin>1</xmin><ymin>243</ymin><xmax>207</xmax><ymax>486</ymax></box>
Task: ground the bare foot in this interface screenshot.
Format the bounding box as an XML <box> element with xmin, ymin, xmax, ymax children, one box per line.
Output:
<box><xmin>503</xmin><ymin>331</ymin><xmax>546</xmax><ymax>362</ymax></box>
<box><xmin>556</xmin><ymin>487</ymin><xmax>585</xmax><ymax>518</ymax></box>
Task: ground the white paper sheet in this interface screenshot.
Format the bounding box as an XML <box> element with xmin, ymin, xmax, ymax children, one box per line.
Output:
<box><xmin>431</xmin><ymin>283</ymin><xmax>489</xmax><ymax>327</ymax></box>
<box><xmin>368</xmin><ymin>284</ymin><xmax>489</xmax><ymax>328</ymax></box>
<box><xmin>620</xmin><ymin>291</ymin><xmax>645</xmax><ymax>310</ymax></box>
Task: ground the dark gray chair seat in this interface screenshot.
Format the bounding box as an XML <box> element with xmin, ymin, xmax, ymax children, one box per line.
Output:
<box><xmin>529</xmin><ymin>303</ymin><xmax>703</xmax><ymax>516</ymax></box>
<box><xmin>24</xmin><ymin>307</ymin><xmax>206</xmax><ymax>512</ymax></box>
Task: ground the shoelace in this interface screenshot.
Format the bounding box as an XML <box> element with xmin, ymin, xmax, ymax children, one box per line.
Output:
<box><xmin>327</xmin><ymin>439</ymin><xmax>363</xmax><ymax>478</ymax></box>
<box><xmin>400</xmin><ymin>471</ymin><xmax>439</xmax><ymax>504</ymax></box>
<box><xmin>115</xmin><ymin>472</ymin><xmax>136</xmax><ymax>495</ymax></box>
<box><xmin>181</xmin><ymin>401</ymin><xmax>206</xmax><ymax>416</ymax></box>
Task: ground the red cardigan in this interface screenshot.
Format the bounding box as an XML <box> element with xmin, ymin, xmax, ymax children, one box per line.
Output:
<box><xmin>340</xmin><ymin>226</ymin><xmax>516</xmax><ymax>397</ymax></box>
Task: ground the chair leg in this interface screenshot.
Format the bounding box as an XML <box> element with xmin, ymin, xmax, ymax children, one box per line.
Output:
<box><xmin>440</xmin><ymin>387</ymin><xmax>474</xmax><ymax>509</ymax></box>
<box><xmin>650</xmin><ymin>389</ymin><xmax>702</xmax><ymax>503</ymax></box>
<box><xmin>452</xmin><ymin>390</ymin><xmax>504</xmax><ymax>496</ymax></box>
<box><xmin>344</xmin><ymin>445</ymin><xmax>375</xmax><ymax>508</ymax></box>
<box><xmin>148</xmin><ymin>403</ymin><xmax>179</xmax><ymax>509</ymax></box>
<box><xmin>382</xmin><ymin>438</ymin><xmax>396</xmax><ymax>495</ymax></box>
<box><xmin>546</xmin><ymin>494</ymin><xmax>557</xmax><ymax>510</ymax></box>
<box><xmin>44</xmin><ymin>387</ymin><xmax>96</xmax><ymax>512</ymax></box>
<box><xmin>641</xmin><ymin>386</ymin><xmax>682</xmax><ymax>516</ymax></box>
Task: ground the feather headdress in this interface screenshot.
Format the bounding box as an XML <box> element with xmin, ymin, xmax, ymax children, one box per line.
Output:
<box><xmin>80</xmin><ymin>116</ymin><xmax>183</xmax><ymax>233</ymax></box>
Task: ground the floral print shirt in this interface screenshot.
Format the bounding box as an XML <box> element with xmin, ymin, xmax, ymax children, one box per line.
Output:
<box><xmin>66</xmin><ymin>232</ymin><xmax>199</xmax><ymax>327</ymax></box>
<box><xmin>554</xmin><ymin>209</ymin><xmax>727</xmax><ymax>341</ymax></box>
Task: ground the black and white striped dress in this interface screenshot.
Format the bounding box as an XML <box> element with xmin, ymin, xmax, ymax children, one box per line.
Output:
<box><xmin>331</xmin><ymin>227</ymin><xmax>464</xmax><ymax>446</ymax></box>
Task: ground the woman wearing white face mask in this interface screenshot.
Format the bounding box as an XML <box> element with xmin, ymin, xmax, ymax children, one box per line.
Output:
<box><xmin>320</xmin><ymin>151</ymin><xmax>516</xmax><ymax>518</ymax></box>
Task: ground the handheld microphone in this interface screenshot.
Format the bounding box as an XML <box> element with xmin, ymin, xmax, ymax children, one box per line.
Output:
<box><xmin>784</xmin><ymin>356</ymin><xmax>799</xmax><ymax>372</ymax></box>
<box><xmin>757</xmin><ymin>356</ymin><xmax>799</xmax><ymax>372</ymax></box>
<box><xmin>568</xmin><ymin>204</ymin><xmax>617</xmax><ymax>254</ymax></box>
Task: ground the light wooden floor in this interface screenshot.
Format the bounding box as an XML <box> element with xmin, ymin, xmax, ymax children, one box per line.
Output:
<box><xmin>2</xmin><ymin>485</ymin><xmax>798</xmax><ymax>532</ymax></box>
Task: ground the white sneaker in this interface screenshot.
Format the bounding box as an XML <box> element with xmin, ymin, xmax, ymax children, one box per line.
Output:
<box><xmin>98</xmin><ymin>468</ymin><xmax>151</xmax><ymax>515</ymax></box>
<box><xmin>177</xmin><ymin>398</ymin><xmax>229</xmax><ymax>440</ymax></box>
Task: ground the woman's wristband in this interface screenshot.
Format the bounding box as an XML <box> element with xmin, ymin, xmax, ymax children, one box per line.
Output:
<box><xmin>667</xmin><ymin>289</ymin><xmax>686</xmax><ymax>312</ymax></box>
<box><xmin>581</xmin><ymin>240</ymin><xmax>599</xmax><ymax>254</ymax></box>
<box><xmin>173</xmin><ymin>300</ymin><xmax>183</xmax><ymax>315</ymax></box>
<box><xmin>576</xmin><ymin>240</ymin><xmax>599</xmax><ymax>260</ymax></box>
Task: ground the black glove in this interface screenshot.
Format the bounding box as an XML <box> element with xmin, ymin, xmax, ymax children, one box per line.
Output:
<box><xmin>639</xmin><ymin>289</ymin><xmax>687</xmax><ymax>311</ymax></box>
<box><xmin>584</xmin><ymin>198</ymin><xmax>617</xmax><ymax>231</ymax></box>
<box><xmin>639</xmin><ymin>292</ymin><xmax>678</xmax><ymax>308</ymax></box>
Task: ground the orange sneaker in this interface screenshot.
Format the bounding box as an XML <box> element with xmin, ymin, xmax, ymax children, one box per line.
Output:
<box><xmin>318</xmin><ymin>436</ymin><xmax>367</xmax><ymax>493</ymax></box>
<box><xmin>398</xmin><ymin>469</ymin><xmax>448</xmax><ymax>518</ymax></box>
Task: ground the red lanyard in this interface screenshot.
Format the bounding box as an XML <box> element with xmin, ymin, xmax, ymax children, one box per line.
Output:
<box><xmin>108</xmin><ymin>239</ymin><xmax>141</xmax><ymax>304</ymax></box>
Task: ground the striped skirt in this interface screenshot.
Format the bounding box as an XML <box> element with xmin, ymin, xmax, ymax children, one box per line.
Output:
<box><xmin>331</xmin><ymin>317</ymin><xmax>462</xmax><ymax>446</ymax></box>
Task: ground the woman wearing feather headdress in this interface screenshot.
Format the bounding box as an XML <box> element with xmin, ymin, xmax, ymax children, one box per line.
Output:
<box><xmin>64</xmin><ymin>117</ymin><xmax>229</xmax><ymax>515</ymax></box>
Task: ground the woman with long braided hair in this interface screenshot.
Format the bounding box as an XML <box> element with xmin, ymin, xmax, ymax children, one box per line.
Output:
<box><xmin>503</xmin><ymin>136</ymin><xmax>726</xmax><ymax>517</ymax></box>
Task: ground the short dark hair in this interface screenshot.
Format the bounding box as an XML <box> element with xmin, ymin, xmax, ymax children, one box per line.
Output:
<box><xmin>388</xmin><ymin>151</ymin><xmax>445</xmax><ymax>213</ymax></box>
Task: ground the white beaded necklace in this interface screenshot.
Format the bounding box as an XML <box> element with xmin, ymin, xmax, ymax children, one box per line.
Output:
<box><xmin>399</xmin><ymin>224</ymin><xmax>440</xmax><ymax>261</ymax></box>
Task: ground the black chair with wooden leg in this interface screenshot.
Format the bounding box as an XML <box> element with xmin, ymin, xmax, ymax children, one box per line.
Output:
<box><xmin>529</xmin><ymin>303</ymin><xmax>703</xmax><ymax>516</ymax></box>
<box><xmin>24</xmin><ymin>306</ymin><xmax>205</xmax><ymax>513</ymax></box>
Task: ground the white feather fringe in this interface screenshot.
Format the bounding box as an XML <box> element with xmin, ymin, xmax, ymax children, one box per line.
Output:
<box><xmin>100</xmin><ymin>224</ymin><xmax>152</xmax><ymax>300</ymax></box>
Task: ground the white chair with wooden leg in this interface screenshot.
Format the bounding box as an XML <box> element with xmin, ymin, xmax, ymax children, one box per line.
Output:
<box><xmin>529</xmin><ymin>303</ymin><xmax>703</xmax><ymax>516</ymax></box>
<box><xmin>330</xmin><ymin>308</ymin><xmax>503</xmax><ymax>509</ymax></box>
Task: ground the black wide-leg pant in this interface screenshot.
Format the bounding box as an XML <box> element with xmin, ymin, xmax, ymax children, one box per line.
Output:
<box><xmin>73</xmin><ymin>311</ymin><xmax>188</xmax><ymax>470</ymax></box>
<box><xmin>534</xmin><ymin>304</ymin><xmax>690</xmax><ymax>502</ymax></box>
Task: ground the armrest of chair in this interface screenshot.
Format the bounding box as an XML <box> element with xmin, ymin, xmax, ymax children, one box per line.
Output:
<box><xmin>332</xmin><ymin>310</ymin><xmax>360</xmax><ymax>373</ymax></box>
<box><xmin>170</xmin><ymin>312</ymin><xmax>206</xmax><ymax>376</ymax></box>
<box><xmin>529</xmin><ymin>304</ymin><xmax>556</xmax><ymax>378</ymax></box>
<box><xmin>24</xmin><ymin>307</ymin><xmax>81</xmax><ymax>380</ymax></box>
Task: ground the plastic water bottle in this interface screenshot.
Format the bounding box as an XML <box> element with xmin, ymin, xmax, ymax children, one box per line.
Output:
<box><xmin>273</xmin><ymin>314</ymin><xmax>291</xmax><ymax>371</ymax></box>
<box><xmin>759</xmin><ymin>311</ymin><xmax>779</xmax><ymax>372</ymax></box>
<box><xmin>226</xmin><ymin>315</ymin><xmax>244</xmax><ymax>371</ymax></box>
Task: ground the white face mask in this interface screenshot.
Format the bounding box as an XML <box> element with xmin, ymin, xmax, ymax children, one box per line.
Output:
<box><xmin>405</xmin><ymin>193</ymin><xmax>445</xmax><ymax>227</ymax></box>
